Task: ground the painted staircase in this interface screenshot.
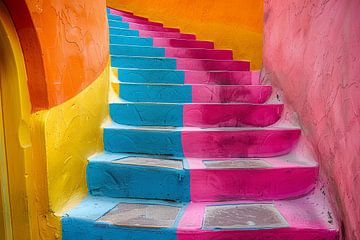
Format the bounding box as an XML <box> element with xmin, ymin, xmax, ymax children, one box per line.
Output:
<box><xmin>61</xmin><ymin>8</ymin><xmax>339</xmax><ymax>240</ymax></box>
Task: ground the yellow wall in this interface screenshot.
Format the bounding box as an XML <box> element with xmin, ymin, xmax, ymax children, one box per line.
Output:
<box><xmin>107</xmin><ymin>0</ymin><xmax>264</xmax><ymax>69</ymax></box>
<box><xmin>1</xmin><ymin>1</ymin><xmax>110</xmax><ymax>239</ymax></box>
<box><xmin>29</xmin><ymin>66</ymin><xmax>109</xmax><ymax>239</ymax></box>
<box><xmin>43</xmin><ymin>67</ymin><xmax>109</xmax><ymax>214</ymax></box>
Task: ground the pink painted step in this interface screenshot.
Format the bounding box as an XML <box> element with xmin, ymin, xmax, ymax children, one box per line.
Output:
<box><xmin>185</xmin><ymin>70</ymin><xmax>260</xmax><ymax>85</ymax></box>
<box><xmin>121</xmin><ymin>16</ymin><xmax>164</xmax><ymax>27</ymax></box>
<box><xmin>177</xmin><ymin>58</ymin><xmax>250</xmax><ymax>71</ymax></box>
<box><xmin>183</xmin><ymin>103</ymin><xmax>283</xmax><ymax>127</ymax></box>
<box><xmin>153</xmin><ymin>38</ymin><xmax>214</xmax><ymax>49</ymax></box>
<box><xmin>188</xmin><ymin>157</ymin><xmax>318</xmax><ymax>201</ymax></box>
<box><xmin>139</xmin><ymin>30</ymin><xmax>196</xmax><ymax>40</ymax></box>
<box><xmin>110</xmin><ymin>9</ymin><xmax>148</xmax><ymax>21</ymax></box>
<box><xmin>165</xmin><ymin>48</ymin><xmax>233</xmax><ymax>60</ymax></box>
<box><xmin>191</xmin><ymin>84</ymin><xmax>271</xmax><ymax>103</ymax></box>
<box><xmin>129</xmin><ymin>22</ymin><xmax>180</xmax><ymax>33</ymax></box>
<box><xmin>181</xmin><ymin>127</ymin><xmax>301</xmax><ymax>158</ymax></box>
<box><xmin>178</xmin><ymin>195</ymin><xmax>338</xmax><ymax>240</ymax></box>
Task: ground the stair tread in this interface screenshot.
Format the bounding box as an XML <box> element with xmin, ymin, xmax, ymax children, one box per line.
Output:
<box><xmin>90</xmin><ymin>152</ymin><xmax>317</xmax><ymax>168</ymax></box>
<box><xmin>103</xmin><ymin>122</ymin><xmax>299</xmax><ymax>131</ymax></box>
<box><xmin>62</xmin><ymin>195</ymin><xmax>337</xmax><ymax>232</ymax></box>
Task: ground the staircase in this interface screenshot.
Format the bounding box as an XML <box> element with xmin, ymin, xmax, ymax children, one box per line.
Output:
<box><xmin>61</xmin><ymin>8</ymin><xmax>339</xmax><ymax>240</ymax></box>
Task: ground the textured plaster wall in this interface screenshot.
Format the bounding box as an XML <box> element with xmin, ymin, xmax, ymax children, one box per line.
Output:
<box><xmin>4</xmin><ymin>0</ymin><xmax>109</xmax><ymax>111</ymax></box>
<box><xmin>107</xmin><ymin>0</ymin><xmax>263</xmax><ymax>70</ymax></box>
<box><xmin>263</xmin><ymin>0</ymin><xmax>360</xmax><ymax>239</ymax></box>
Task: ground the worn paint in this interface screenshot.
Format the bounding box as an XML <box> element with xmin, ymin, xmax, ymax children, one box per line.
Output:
<box><xmin>103</xmin><ymin>125</ymin><xmax>301</xmax><ymax>158</ymax></box>
<box><xmin>107</xmin><ymin>0</ymin><xmax>263</xmax><ymax>69</ymax></box>
<box><xmin>3</xmin><ymin>0</ymin><xmax>109</xmax><ymax>111</ymax></box>
<box><xmin>87</xmin><ymin>153</ymin><xmax>190</xmax><ymax>202</ymax></box>
<box><xmin>115</xmin><ymin>83</ymin><xmax>272</xmax><ymax>104</ymax></box>
<box><xmin>109</xmin><ymin>103</ymin><xmax>283</xmax><ymax>127</ymax></box>
<box><xmin>263</xmin><ymin>0</ymin><xmax>360</xmax><ymax>239</ymax></box>
<box><xmin>62</xmin><ymin>195</ymin><xmax>337</xmax><ymax>240</ymax></box>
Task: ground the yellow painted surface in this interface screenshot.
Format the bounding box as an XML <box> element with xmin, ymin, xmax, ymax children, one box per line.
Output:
<box><xmin>0</xmin><ymin>2</ymin><xmax>34</xmax><ymax>239</ymax></box>
<box><xmin>44</xmin><ymin>66</ymin><xmax>109</xmax><ymax>214</ymax></box>
<box><xmin>2</xmin><ymin>1</ymin><xmax>110</xmax><ymax>239</ymax></box>
<box><xmin>107</xmin><ymin>0</ymin><xmax>264</xmax><ymax>69</ymax></box>
<box><xmin>0</xmin><ymin>86</ymin><xmax>11</xmax><ymax>239</ymax></box>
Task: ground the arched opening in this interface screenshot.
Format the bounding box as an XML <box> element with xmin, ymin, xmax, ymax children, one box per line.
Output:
<box><xmin>0</xmin><ymin>1</ymin><xmax>33</xmax><ymax>239</ymax></box>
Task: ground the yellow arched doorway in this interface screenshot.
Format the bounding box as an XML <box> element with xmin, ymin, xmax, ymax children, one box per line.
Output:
<box><xmin>0</xmin><ymin>1</ymin><xmax>33</xmax><ymax>239</ymax></box>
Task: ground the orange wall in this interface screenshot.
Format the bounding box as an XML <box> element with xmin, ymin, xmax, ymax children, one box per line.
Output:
<box><xmin>107</xmin><ymin>0</ymin><xmax>264</xmax><ymax>70</ymax></box>
<box><xmin>4</xmin><ymin>0</ymin><xmax>109</xmax><ymax>111</ymax></box>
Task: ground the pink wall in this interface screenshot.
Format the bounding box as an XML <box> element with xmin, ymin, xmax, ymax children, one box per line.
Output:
<box><xmin>263</xmin><ymin>0</ymin><xmax>360</xmax><ymax>239</ymax></box>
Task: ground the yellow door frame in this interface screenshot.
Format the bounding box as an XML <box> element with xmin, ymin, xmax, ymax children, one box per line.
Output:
<box><xmin>0</xmin><ymin>1</ymin><xmax>34</xmax><ymax>239</ymax></box>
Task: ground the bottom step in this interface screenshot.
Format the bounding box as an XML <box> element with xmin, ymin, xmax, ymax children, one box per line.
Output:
<box><xmin>62</xmin><ymin>195</ymin><xmax>338</xmax><ymax>240</ymax></box>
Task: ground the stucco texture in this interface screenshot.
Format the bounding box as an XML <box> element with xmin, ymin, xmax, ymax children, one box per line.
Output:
<box><xmin>107</xmin><ymin>0</ymin><xmax>263</xmax><ymax>70</ymax></box>
<box><xmin>4</xmin><ymin>0</ymin><xmax>109</xmax><ymax>111</ymax></box>
<box><xmin>263</xmin><ymin>0</ymin><xmax>360</xmax><ymax>239</ymax></box>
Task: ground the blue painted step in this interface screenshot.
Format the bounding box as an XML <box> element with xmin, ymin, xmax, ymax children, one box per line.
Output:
<box><xmin>110</xmin><ymin>103</ymin><xmax>184</xmax><ymax>127</ymax></box>
<box><xmin>109</xmin><ymin>27</ymin><xmax>139</xmax><ymax>37</ymax></box>
<box><xmin>110</xmin><ymin>35</ymin><xmax>154</xmax><ymax>47</ymax></box>
<box><xmin>111</xmin><ymin>56</ymin><xmax>177</xmax><ymax>69</ymax></box>
<box><xmin>110</xmin><ymin>44</ymin><xmax>165</xmax><ymax>57</ymax></box>
<box><xmin>87</xmin><ymin>153</ymin><xmax>190</xmax><ymax>202</ymax></box>
<box><xmin>107</xmin><ymin>14</ymin><xmax>123</xmax><ymax>21</ymax></box>
<box><xmin>62</xmin><ymin>196</ymin><xmax>182</xmax><ymax>240</ymax></box>
<box><xmin>116</xmin><ymin>82</ymin><xmax>192</xmax><ymax>103</ymax></box>
<box><xmin>108</xmin><ymin>20</ymin><xmax>130</xmax><ymax>29</ymax></box>
<box><xmin>117</xmin><ymin>68</ymin><xmax>185</xmax><ymax>84</ymax></box>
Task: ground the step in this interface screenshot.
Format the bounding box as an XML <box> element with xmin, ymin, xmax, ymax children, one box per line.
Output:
<box><xmin>87</xmin><ymin>153</ymin><xmax>318</xmax><ymax>201</ymax></box>
<box><xmin>110</xmin><ymin>9</ymin><xmax>148</xmax><ymax>21</ymax></box>
<box><xmin>153</xmin><ymin>38</ymin><xmax>214</xmax><ymax>49</ymax></box>
<box><xmin>62</xmin><ymin>196</ymin><xmax>338</xmax><ymax>240</ymax></box>
<box><xmin>103</xmin><ymin>124</ymin><xmax>301</xmax><ymax>158</ymax></box>
<box><xmin>115</xmin><ymin>68</ymin><xmax>259</xmax><ymax>85</ymax></box>
<box><xmin>110</xmin><ymin>27</ymin><xmax>196</xmax><ymax>40</ymax></box>
<box><xmin>110</xmin><ymin>44</ymin><xmax>233</xmax><ymax>60</ymax></box>
<box><xmin>109</xmin><ymin>19</ymin><xmax>180</xmax><ymax>33</ymax></box>
<box><xmin>109</xmin><ymin>35</ymin><xmax>214</xmax><ymax>49</ymax></box>
<box><xmin>108</xmin><ymin>14</ymin><xmax>164</xmax><ymax>27</ymax></box>
<box><xmin>112</xmin><ymin>82</ymin><xmax>272</xmax><ymax>104</ymax></box>
<box><xmin>109</xmin><ymin>27</ymin><xmax>139</xmax><ymax>37</ymax></box>
<box><xmin>111</xmin><ymin>56</ymin><xmax>250</xmax><ymax>71</ymax></box>
<box><xmin>110</xmin><ymin>35</ymin><xmax>153</xmax><ymax>47</ymax></box>
<box><xmin>109</xmin><ymin>102</ymin><xmax>283</xmax><ymax>128</ymax></box>
<box><xmin>129</xmin><ymin>22</ymin><xmax>180</xmax><ymax>33</ymax></box>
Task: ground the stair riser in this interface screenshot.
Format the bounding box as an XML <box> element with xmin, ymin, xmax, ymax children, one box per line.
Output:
<box><xmin>153</xmin><ymin>38</ymin><xmax>214</xmax><ymax>49</ymax></box>
<box><xmin>110</xmin><ymin>35</ymin><xmax>153</xmax><ymax>47</ymax></box>
<box><xmin>190</xmin><ymin>167</ymin><xmax>317</xmax><ymax>201</ymax></box>
<box><xmin>116</xmin><ymin>69</ymin><xmax>257</xmax><ymax>85</ymax></box>
<box><xmin>110</xmin><ymin>104</ymin><xmax>283</xmax><ymax>127</ymax></box>
<box><xmin>177</xmin><ymin>229</ymin><xmax>338</xmax><ymax>240</ymax></box>
<box><xmin>130</xmin><ymin>23</ymin><xmax>180</xmax><ymax>32</ymax></box>
<box><xmin>87</xmin><ymin>159</ymin><xmax>317</xmax><ymax>201</ymax></box>
<box><xmin>139</xmin><ymin>31</ymin><xmax>196</xmax><ymax>39</ymax></box>
<box><xmin>110</xmin><ymin>28</ymin><xmax>195</xmax><ymax>39</ymax></box>
<box><xmin>109</xmin><ymin>35</ymin><xmax>214</xmax><ymax>49</ymax></box>
<box><xmin>108</xmin><ymin>14</ymin><xmax>164</xmax><ymax>27</ymax></box>
<box><xmin>62</xmin><ymin>219</ymin><xmax>177</xmax><ymax>240</ymax></box>
<box><xmin>87</xmin><ymin>162</ymin><xmax>190</xmax><ymax>202</ymax></box>
<box><xmin>103</xmin><ymin>128</ymin><xmax>301</xmax><ymax>158</ymax></box>
<box><xmin>115</xmin><ymin>83</ymin><xmax>272</xmax><ymax>103</ymax></box>
<box><xmin>110</xmin><ymin>9</ymin><xmax>148</xmax><ymax>21</ymax></box>
<box><xmin>109</xmin><ymin>20</ymin><xmax>179</xmax><ymax>32</ymax></box>
<box><xmin>110</xmin><ymin>45</ymin><xmax>233</xmax><ymax>60</ymax></box>
<box><xmin>111</xmin><ymin>56</ymin><xmax>250</xmax><ymax>71</ymax></box>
